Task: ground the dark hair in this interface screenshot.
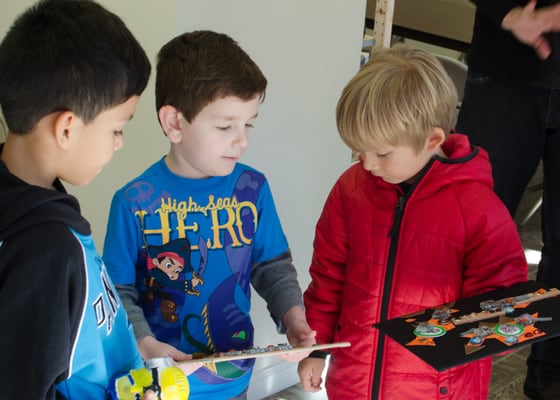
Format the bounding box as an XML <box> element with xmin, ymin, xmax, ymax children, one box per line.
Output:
<box><xmin>156</xmin><ymin>30</ymin><xmax>267</xmax><ymax>123</ymax></box>
<box><xmin>0</xmin><ymin>0</ymin><xmax>151</xmax><ymax>134</ymax></box>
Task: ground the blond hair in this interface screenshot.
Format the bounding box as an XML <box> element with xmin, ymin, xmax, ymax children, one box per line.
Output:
<box><xmin>336</xmin><ymin>44</ymin><xmax>458</xmax><ymax>152</ymax></box>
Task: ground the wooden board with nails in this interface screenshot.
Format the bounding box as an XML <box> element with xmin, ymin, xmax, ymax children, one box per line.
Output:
<box><xmin>178</xmin><ymin>342</ymin><xmax>351</xmax><ymax>365</ymax></box>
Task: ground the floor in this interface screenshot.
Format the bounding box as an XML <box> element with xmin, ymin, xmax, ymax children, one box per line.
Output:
<box><xmin>264</xmin><ymin>181</ymin><xmax>544</xmax><ymax>400</ymax></box>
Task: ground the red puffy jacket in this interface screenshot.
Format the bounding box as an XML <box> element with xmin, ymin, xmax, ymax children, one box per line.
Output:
<box><xmin>304</xmin><ymin>134</ymin><xmax>528</xmax><ymax>400</ymax></box>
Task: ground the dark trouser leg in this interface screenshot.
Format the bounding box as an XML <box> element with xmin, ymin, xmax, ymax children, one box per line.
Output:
<box><xmin>456</xmin><ymin>73</ymin><xmax>545</xmax><ymax>216</ymax></box>
<box><xmin>526</xmin><ymin>89</ymin><xmax>560</xmax><ymax>388</ymax></box>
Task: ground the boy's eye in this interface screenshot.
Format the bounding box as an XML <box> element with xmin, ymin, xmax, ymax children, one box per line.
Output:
<box><xmin>218</xmin><ymin>126</ymin><xmax>230</xmax><ymax>132</ymax></box>
<box><xmin>113</xmin><ymin>130</ymin><xmax>124</xmax><ymax>136</ymax></box>
<box><xmin>377</xmin><ymin>152</ymin><xmax>389</xmax><ymax>157</ymax></box>
<box><xmin>246</xmin><ymin>123</ymin><xmax>255</xmax><ymax>128</ymax></box>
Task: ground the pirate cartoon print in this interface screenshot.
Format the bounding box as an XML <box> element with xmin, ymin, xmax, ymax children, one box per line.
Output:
<box><xmin>142</xmin><ymin>236</ymin><xmax>208</xmax><ymax>346</ymax></box>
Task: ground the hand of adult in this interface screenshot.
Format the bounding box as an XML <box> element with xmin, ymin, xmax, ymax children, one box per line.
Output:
<box><xmin>502</xmin><ymin>0</ymin><xmax>560</xmax><ymax>59</ymax></box>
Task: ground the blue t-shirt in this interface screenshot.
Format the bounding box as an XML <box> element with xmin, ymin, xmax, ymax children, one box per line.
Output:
<box><xmin>103</xmin><ymin>159</ymin><xmax>289</xmax><ymax>399</ymax></box>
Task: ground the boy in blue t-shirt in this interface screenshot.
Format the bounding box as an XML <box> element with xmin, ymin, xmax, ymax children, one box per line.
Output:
<box><xmin>103</xmin><ymin>30</ymin><xmax>316</xmax><ymax>399</ymax></box>
<box><xmin>0</xmin><ymin>1</ymin><xmax>151</xmax><ymax>399</ymax></box>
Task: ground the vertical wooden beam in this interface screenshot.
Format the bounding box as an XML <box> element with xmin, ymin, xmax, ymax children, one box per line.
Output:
<box><xmin>372</xmin><ymin>0</ymin><xmax>395</xmax><ymax>50</ymax></box>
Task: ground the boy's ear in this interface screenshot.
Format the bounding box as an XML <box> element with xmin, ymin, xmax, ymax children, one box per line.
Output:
<box><xmin>425</xmin><ymin>127</ymin><xmax>446</xmax><ymax>152</ymax></box>
<box><xmin>158</xmin><ymin>105</ymin><xmax>183</xmax><ymax>143</ymax></box>
<box><xmin>53</xmin><ymin>111</ymin><xmax>77</xmax><ymax>149</ymax></box>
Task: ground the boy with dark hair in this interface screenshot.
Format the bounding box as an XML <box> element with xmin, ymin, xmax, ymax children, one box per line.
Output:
<box><xmin>0</xmin><ymin>0</ymin><xmax>151</xmax><ymax>399</ymax></box>
<box><xmin>103</xmin><ymin>30</ymin><xmax>315</xmax><ymax>399</ymax></box>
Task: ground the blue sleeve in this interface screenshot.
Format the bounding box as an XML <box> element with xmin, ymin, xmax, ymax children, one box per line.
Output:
<box><xmin>103</xmin><ymin>189</ymin><xmax>143</xmax><ymax>285</ymax></box>
<box><xmin>251</xmin><ymin>178</ymin><xmax>289</xmax><ymax>263</ymax></box>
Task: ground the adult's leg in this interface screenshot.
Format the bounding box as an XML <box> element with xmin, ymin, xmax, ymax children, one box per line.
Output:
<box><xmin>526</xmin><ymin>89</ymin><xmax>560</xmax><ymax>394</ymax></box>
<box><xmin>538</xmin><ymin>89</ymin><xmax>560</xmax><ymax>288</ymax></box>
<box><xmin>456</xmin><ymin>72</ymin><xmax>545</xmax><ymax>215</ymax></box>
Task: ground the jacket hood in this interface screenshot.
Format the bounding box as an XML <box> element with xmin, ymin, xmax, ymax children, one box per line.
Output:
<box><xmin>408</xmin><ymin>133</ymin><xmax>493</xmax><ymax>197</ymax></box>
<box><xmin>0</xmin><ymin>145</ymin><xmax>90</xmax><ymax>241</ymax></box>
<box><xmin>432</xmin><ymin>132</ymin><xmax>493</xmax><ymax>188</ymax></box>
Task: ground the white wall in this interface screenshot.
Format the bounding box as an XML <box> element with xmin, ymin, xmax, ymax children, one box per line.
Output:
<box><xmin>1</xmin><ymin>1</ymin><xmax>365</xmax><ymax>398</ymax></box>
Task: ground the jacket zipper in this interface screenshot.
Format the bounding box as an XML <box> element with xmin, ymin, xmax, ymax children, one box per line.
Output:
<box><xmin>371</xmin><ymin>194</ymin><xmax>405</xmax><ymax>400</ymax></box>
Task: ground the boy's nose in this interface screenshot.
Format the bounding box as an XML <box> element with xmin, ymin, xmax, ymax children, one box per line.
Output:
<box><xmin>234</xmin><ymin>130</ymin><xmax>249</xmax><ymax>149</ymax></box>
<box><xmin>361</xmin><ymin>154</ymin><xmax>378</xmax><ymax>172</ymax></box>
<box><xmin>114</xmin><ymin>135</ymin><xmax>124</xmax><ymax>151</ymax></box>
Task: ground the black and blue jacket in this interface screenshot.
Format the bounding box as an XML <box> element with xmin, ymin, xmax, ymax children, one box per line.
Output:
<box><xmin>0</xmin><ymin>144</ymin><xmax>143</xmax><ymax>399</ymax></box>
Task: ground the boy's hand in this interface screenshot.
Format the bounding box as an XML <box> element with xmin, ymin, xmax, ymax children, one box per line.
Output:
<box><xmin>138</xmin><ymin>335</ymin><xmax>202</xmax><ymax>375</ymax></box>
<box><xmin>297</xmin><ymin>357</ymin><xmax>325</xmax><ymax>392</ymax></box>
<box><xmin>280</xmin><ymin>306</ymin><xmax>317</xmax><ymax>362</ymax></box>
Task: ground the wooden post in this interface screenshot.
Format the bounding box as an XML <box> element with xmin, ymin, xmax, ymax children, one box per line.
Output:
<box><xmin>372</xmin><ymin>0</ymin><xmax>395</xmax><ymax>50</ymax></box>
